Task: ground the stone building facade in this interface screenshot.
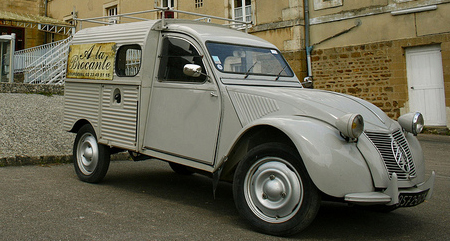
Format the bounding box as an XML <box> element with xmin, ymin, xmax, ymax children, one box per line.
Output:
<box><xmin>312</xmin><ymin>34</ymin><xmax>450</xmax><ymax>121</ymax></box>
<box><xmin>0</xmin><ymin>0</ymin><xmax>46</xmax><ymax>50</ymax></box>
<box><xmin>44</xmin><ymin>0</ymin><xmax>450</xmax><ymax>127</ymax></box>
<box><xmin>309</xmin><ymin>0</ymin><xmax>450</xmax><ymax>127</ymax></box>
<box><xmin>1</xmin><ymin>0</ymin><xmax>72</xmax><ymax>49</ymax></box>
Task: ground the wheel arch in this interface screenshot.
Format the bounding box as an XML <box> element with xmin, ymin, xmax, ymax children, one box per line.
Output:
<box><xmin>220</xmin><ymin>124</ymin><xmax>297</xmax><ymax>182</ymax></box>
<box><xmin>219</xmin><ymin>116</ymin><xmax>374</xmax><ymax>198</ymax></box>
<box><xmin>69</xmin><ymin>119</ymin><xmax>95</xmax><ymax>134</ymax></box>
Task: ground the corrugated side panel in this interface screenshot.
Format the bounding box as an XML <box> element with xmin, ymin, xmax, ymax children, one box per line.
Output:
<box><xmin>100</xmin><ymin>85</ymin><xmax>139</xmax><ymax>149</ymax></box>
<box><xmin>72</xmin><ymin>20</ymin><xmax>158</xmax><ymax>47</ymax></box>
<box><xmin>228</xmin><ymin>91</ymin><xmax>280</xmax><ymax>126</ymax></box>
<box><xmin>64</xmin><ymin>82</ymin><xmax>100</xmax><ymax>131</ymax></box>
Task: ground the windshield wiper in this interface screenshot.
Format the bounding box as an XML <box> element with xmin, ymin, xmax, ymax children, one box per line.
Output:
<box><xmin>275</xmin><ymin>65</ymin><xmax>287</xmax><ymax>81</ymax></box>
<box><xmin>244</xmin><ymin>61</ymin><xmax>258</xmax><ymax>79</ymax></box>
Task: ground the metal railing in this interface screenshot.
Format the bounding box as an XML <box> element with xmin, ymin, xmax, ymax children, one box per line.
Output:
<box><xmin>15</xmin><ymin>36</ymin><xmax>72</xmax><ymax>84</ymax></box>
<box><xmin>125</xmin><ymin>49</ymin><xmax>142</xmax><ymax>76</ymax></box>
<box><xmin>14</xmin><ymin>38</ymin><xmax>68</xmax><ymax>73</ymax></box>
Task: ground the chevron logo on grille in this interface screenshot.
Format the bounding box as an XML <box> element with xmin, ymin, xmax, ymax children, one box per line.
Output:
<box><xmin>391</xmin><ymin>139</ymin><xmax>411</xmax><ymax>173</ymax></box>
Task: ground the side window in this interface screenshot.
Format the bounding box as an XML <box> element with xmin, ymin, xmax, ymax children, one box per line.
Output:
<box><xmin>116</xmin><ymin>44</ymin><xmax>142</xmax><ymax>77</ymax></box>
<box><xmin>158</xmin><ymin>37</ymin><xmax>206</xmax><ymax>82</ymax></box>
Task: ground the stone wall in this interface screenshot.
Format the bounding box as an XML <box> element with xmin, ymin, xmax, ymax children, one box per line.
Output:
<box><xmin>283</xmin><ymin>50</ymin><xmax>308</xmax><ymax>80</ymax></box>
<box><xmin>0</xmin><ymin>0</ymin><xmax>44</xmax><ymax>15</ymax></box>
<box><xmin>311</xmin><ymin>33</ymin><xmax>450</xmax><ymax>120</ymax></box>
<box><xmin>0</xmin><ymin>83</ymin><xmax>64</xmax><ymax>95</ymax></box>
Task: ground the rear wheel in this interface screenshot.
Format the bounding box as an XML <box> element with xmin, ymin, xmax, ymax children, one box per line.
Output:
<box><xmin>73</xmin><ymin>124</ymin><xmax>110</xmax><ymax>183</ymax></box>
<box><xmin>233</xmin><ymin>143</ymin><xmax>320</xmax><ymax>236</ymax></box>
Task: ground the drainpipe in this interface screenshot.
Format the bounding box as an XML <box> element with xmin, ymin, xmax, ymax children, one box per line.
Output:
<box><xmin>303</xmin><ymin>0</ymin><xmax>313</xmax><ymax>87</ymax></box>
<box><xmin>44</xmin><ymin>0</ymin><xmax>48</xmax><ymax>17</ymax></box>
<box><xmin>44</xmin><ymin>0</ymin><xmax>48</xmax><ymax>44</ymax></box>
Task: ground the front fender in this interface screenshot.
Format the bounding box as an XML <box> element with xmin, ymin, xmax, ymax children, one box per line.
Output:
<box><xmin>234</xmin><ymin>116</ymin><xmax>375</xmax><ymax>198</ymax></box>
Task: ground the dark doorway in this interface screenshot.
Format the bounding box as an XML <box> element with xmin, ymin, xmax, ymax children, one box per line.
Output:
<box><xmin>0</xmin><ymin>26</ymin><xmax>25</xmax><ymax>51</ymax></box>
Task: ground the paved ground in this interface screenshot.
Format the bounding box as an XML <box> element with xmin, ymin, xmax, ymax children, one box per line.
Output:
<box><xmin>0</xmin><ymin>134</ymin><xmax>449</xmax><ymax>240</ymax></box>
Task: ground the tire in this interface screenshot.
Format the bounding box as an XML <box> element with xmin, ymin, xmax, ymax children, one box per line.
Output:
<box><xmin>233</xmin><ymin>143</ymin><xmax>321</xmax><ymax>236</ymax></box>
<box><xmin>169</xmin><ymin>162</ymin><xmax>194</xmax><ymax>175</ymax></box>
<box><xmin>73</xmin><ymin>124</ymin><xmax>111</xmax><ymax>183</ymax></box>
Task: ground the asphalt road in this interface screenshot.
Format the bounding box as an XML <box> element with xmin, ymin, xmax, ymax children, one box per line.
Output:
<box><xmin>0</xmin><ymin>134</ymin><xmax>449</xmax><ymax>240</ymax></box>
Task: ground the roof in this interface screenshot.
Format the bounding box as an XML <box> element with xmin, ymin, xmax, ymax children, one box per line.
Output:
<box><xmin>0</xmin><ymin>10</ymin><xmax>71</xmax><ymax>26</ymax></box>
<box><xmin>162</xmin><ymin>20</ymin><xmax>274</xmax><ymax>48</ymax></box>
<box><xmin>71</xmin><ymin>20</ymin><xmax>159</xmax><ymax>46</ymax></box>
<box><xmin>72</xmin><ymin>19</ymin><xmax>274</xmax><ymax>49</ymax></box>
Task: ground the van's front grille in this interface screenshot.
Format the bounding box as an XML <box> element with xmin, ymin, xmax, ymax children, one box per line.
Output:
<box><xmin>365</xmin><ymin>130</ymin><xmax>416</xmax><ymax>180</ymax></box>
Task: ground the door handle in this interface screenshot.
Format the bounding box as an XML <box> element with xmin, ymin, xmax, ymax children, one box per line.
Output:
<box><xmin>210</xmin><ymin>92</ymin><xmax>218</xmax><ymax>97</ymax></box>
<box><xmin>114</xmin><ymin>93</ymin><xmax>121</xmax><ymax>103</ymax></box>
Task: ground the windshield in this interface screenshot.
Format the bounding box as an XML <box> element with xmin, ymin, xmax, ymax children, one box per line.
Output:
<box><xmin>206</xmin><ymin>42</ymin><xmax>294</xmax><ymax>78</ymax></box>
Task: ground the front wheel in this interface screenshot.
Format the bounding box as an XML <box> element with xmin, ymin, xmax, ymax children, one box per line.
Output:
<box><xmin>233</xmin><ymin>143</ymin><xmax>321</xmax><ymax>236</ymax></box>
<box><xmin>73</xmin><ymin>124</ymin><xmax>110</xmax><ymax>183</ymax></box>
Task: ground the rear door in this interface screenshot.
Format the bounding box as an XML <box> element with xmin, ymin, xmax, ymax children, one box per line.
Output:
<box><xmin>99</xmin><ymin>44</ymin><xmax>142</xmax><ymax>150</ymax></box>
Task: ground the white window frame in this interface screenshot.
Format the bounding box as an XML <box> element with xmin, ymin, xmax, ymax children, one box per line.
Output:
<box><xmin>161</xmin><ymin>0</ymin><xmax>175</xmax><ymax>8</ymax></box>
<box><xmin>195</xmin><ymin>0</ymin><xmax>203</xmax><ymax>8</ymax></box>
<box><xmin>107</xmin><ymin>7</ymin><xmax>117</xmax><ymax>17</ymax></box>
<box><xmin>232</xmin><ymin>0</ymin><xmax>252</xmax><ymax>28</ymax></box>
<box><xmin>104</xmin><ymin>1</ymin><xmax>119</xmax><ymax>24</ymax></box>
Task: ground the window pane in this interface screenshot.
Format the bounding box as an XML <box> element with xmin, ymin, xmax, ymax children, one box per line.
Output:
<box><xmin>206</xmin><ymin>42</ymin><xmax>294</xmax><ymax>77</ymax></box>
<box><xmin>107</xmin><ymin>6</ymin><xmax>117</xmax><ymax>16</ymax></box>
<box><xmin>195</xmin><ymin>0</ymin><xmax>203</xmax><ymax>8</ymax></box>
<box><xmin>158</xmin><ymin>37</ymin><xmax>206</xmax><ymax>82</ymax></box>
<box><xmin>161</xmin><ymin>0</ymin><xmax>174</xmax><ymax>8</ymax></box>
<box><xmin>116</xmin><ymin>45</ymin><xmax>141</xmax><ymax>77</ymax></box>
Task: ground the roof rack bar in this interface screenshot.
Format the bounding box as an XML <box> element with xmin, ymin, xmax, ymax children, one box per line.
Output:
<box><xmin>121</xmin><ymin>16</ymin><xmax>150</xmax><ymax>21</ymax></box>
<box><xmin>74</xmin><ymin>7</ymin><xmax>252</xmax><ymax>32</ymax></box>
<box><xmin>76</xmin><ymin>18</ymin><xmax>114</xmax><ymax>26</ymax></box>
<box><xmin>167</xmin><ymin>8</ymin><xmax>249</xmax><ymax>24</ymax></box>
<box><xmin>156</xmin><ymin>7</ymin><xmax>251</xmax><ymax>33</ymax></box>
<box><xmin>75</xmin><ymin>9</ymin><xmax>159</xmax><ymax>22</ymax></box>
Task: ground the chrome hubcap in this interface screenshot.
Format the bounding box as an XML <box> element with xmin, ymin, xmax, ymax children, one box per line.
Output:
<box><xmin>244</xmin><ymin>157</ymin><xmax>303</xmax><ymax>223</ymax></box>
<box><xmin>77</xmin><ymin>133</ymin><xmax>99</xmax><ymax>175</ymax></box>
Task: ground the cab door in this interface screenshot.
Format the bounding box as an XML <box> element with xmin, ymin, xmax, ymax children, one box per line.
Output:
<box><xmin>143</xmin><ymin>34</ymin><xmax>221</xmax><ymax>165</ymax></box>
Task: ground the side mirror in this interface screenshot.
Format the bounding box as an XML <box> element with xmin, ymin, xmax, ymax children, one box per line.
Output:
<box><xmin>302</xmin><ymin>76</ymin><xmax>313</xmax><ymax>88</ymax></box>
<box><xmin>183</xmin><ymin>64</ymin><xmax>203</xmax><ymax>77</ymax></box>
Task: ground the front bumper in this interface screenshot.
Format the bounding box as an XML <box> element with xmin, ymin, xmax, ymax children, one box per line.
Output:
<box><xmin>344</xmin><ymin>171</ymin><xmax>435</xmax><ymax>206</ymax></box>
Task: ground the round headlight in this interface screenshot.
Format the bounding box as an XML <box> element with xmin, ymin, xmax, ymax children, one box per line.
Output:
<box><xmin>398</xmin><ymin>112</ymin><xmax>424</xmax><ymax>136</ymax></box>
<box><xmin>336</xmin><ymin>114</ymin><xmax>364</xmax><ymax>139</ymax></box>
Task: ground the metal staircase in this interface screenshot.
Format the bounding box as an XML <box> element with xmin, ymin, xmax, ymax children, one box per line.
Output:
<box><xmin>14</xmin><ymin>36</ymin><xmax>72</xmax><ymax>85</ymax></box>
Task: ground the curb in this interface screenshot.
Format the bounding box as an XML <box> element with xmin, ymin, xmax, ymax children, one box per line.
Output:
<box><xmin>0</xmin><ymin>152</ymin><xmax>131</xmax><ymax>167</ymax></box>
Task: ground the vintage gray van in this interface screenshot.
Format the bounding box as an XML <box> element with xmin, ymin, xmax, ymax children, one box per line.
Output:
<box><xmin>64</xmin><ymin>19</ymin><xmax>435</xmax><ymax>236</ymax></box>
